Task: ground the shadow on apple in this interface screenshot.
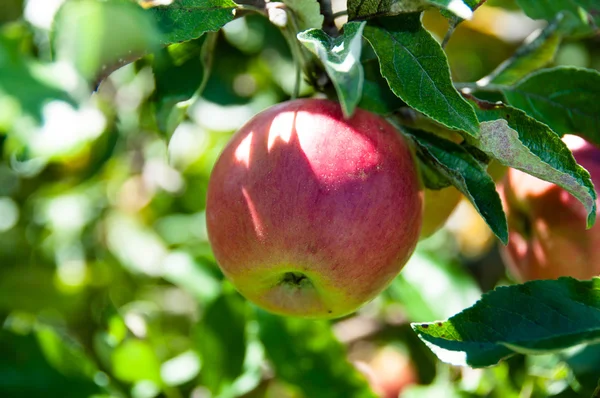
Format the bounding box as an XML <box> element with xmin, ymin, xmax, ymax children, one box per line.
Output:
<box><xmin>206</xmin><ymin>99</ymin><xmax>423</xmax><ymax>319</ymax></box>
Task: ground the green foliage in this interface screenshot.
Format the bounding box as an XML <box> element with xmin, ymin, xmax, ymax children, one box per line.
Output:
<box><xmin>426</xmin><ymin>0</ymin><xmax>473</xmax><ymax>19</ymax></box>
<box><xmin>0</xmin><ymin>34</ymin><xmax>75</xmax><ymax>128</ymax></box>
<box><xmin>413</xmin><ymin>277</ymin><xmax>600</xmax><ymax>367</ymax></box>
<box><xmin>347</xmin><ymin>0</ymin><xmax>479</xmax><ymax>21</ymax></box>
<box><xmin>53</xmin><ymin>0</ymin><xmax>162</xmax><ymax>82</ymax></box>
<box><xmin>298</xmin><ymin>22</ymin><xmax>365</xmax><ymax>117</ymax></box>
<box><xmin>281</xmin><ymin>0</ymin><xmax>324</xmax><ymax>31</ymax></box>
<box><xmin>503</xmin><ymin>67</ymin><xmax>600</xmax><ymax>147</ymax></box>
<box><xmin>563</xmin><ymin>343</ymin><xmax>600</xmax><ymax>394</ymax></box>
<box><xmin>152</xmin><ymin>34</ymin><xmax>216</xmax><ymax>133</ymax></box>
<box><xmin>348</xmin><ymin>0</ymin><xmax>427</xmax><ymax>20</ymax></box>
<box><xmin>112</xmin><ymin>339</ymin><xmax>162</xmax><ymax>384</ymax></box>
<box><xmin>147</xmin><ymin>0</ymin><xmax>237</xmax><ymax>44</ymax></box>
<box><xmin>358</xmin><ymin>57</ymin><xmax>407</xmax><ymax>115</ymax></box>
<box><xmin>385</xmin><ymin>250</ymin><xmax>482</xmax><ymax>323</ymax></box>
<box><xmin>484</xmin><ymin>16</ymin><xmax>562</xmax><ymax>85</ymax></box>
<box><xmin>2</xmin><ymin>0</ymin><xmax>600</xmax><ymax>396</ymax></box>
<box><xmin>36</xmin><ymin>325</ymin><xmax>98</xmax><ymax>379</ymax></box>
<box><xmin>363</xmin><ymin>14</ymin><xmax>480</xmax><ymax>136</ymax></box>
<box><xmin>257</xmin><ymin>310</ymin><xmax>378</xmax><ymax>398</ymax></box>
<box><xmin>472</xmin><ymin>100</ymin><xmax>597</xmax><ymax>227</ymax></box>
<box><xmin>407</xmin><ymin>128</ymin><xmax>508</xmax><ymax>243</ymax></box>
<box><xmin>0</xmin><ymin>330</ymin><xmax>102</xmax><ymax>397</ymax></box>
<box><xmin>194</xmin><ymin>288</ymin><xmax>248</xmax><ymax>394</ymax></box>
<box><xmin>515</xmin><ymin>0</ymin><xmax>600</xmax><ymax>35</ymax></box>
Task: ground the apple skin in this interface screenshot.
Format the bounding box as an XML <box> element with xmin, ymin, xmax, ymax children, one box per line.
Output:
<box><xmin>420</xmin><ymin>186</ymin><xmax>462</xmax><ymax>239</ymax></box>
<box><xmin>500</xmin><ymin>135</ymin><xmax>600</xmax><ymax>281</ymax></box>
<box><xmin>206</xmin><ymin>99</ymin><xmax>423</xmax><ymax>319</ymax></box>
<box><xmin>354</xmin><ymin>347</ymin><xmax>417</xmax><ymax>398</ymax></box>
<box><xmin>368</xmin><ymin>347</ymin><xmax>417</xmax><ymax>398</ymax></box>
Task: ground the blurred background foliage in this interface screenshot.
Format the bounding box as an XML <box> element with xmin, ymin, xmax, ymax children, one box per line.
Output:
<box><xmin>0</xmin><ymin>0</ymin><xmax>600</xmax><ymax>397</ymax></box>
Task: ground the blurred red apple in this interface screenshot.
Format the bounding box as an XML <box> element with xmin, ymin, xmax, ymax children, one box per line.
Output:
<box><xmin>369</xmin><ymin>347</ymin><xmax>417</xmax><ymax>398</ymax></box>
<box><xmin>206</xmin><ymin>99</ymin><xmax>423</xmax><ymax>318</ymax></box>
<box><xmin>500</xmin><ymin>135</ymin><xmax>600</xmax><ymax>281</ymax></box>
<box><xmin>354</xmin><ymin>346</ymin><xmax>417</xmax><ymax>398</ymax></box>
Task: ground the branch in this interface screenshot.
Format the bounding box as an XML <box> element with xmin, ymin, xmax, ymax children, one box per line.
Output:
<box><xmin>319</xmin><ymin>0</ymin><xmax>338</xmax><ymax>37</ymax></box>
<box><xmin>454</xmin><ymin>82</ymin><xmax>508</xmax><ymax>93</ymax></box>
<box><xmin>441</xmin><ymin>18</ymin><xmax>459</xmax><ymax>49</ymax></box>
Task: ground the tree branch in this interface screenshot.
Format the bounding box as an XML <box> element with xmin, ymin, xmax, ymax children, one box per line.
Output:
<box><xmin>319</xmin><ymin>0</ymin><xmax>338</xmax><ymax>37</ymax></box>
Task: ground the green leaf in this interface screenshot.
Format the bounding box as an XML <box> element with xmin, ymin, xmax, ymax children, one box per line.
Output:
<box><xmin>112</xmin><ymin>339</ymin><xmax>162</xmax><ymax>384</ymax></box>
<box><xmin>217</xmin><ymin>320</ymin><xmax>266</xmax><ymax>398</ymax></box>
<box><xmin>426</xmin><ymin>0</ymin><xmax>473</xmax><ymax>19</ymax></box>
<box><xmin>0</xmin><ymin>263</ymin><xmax>88</xmax><ymax>319</ymax></box>
<box><xmin>359</xmin><ymin>80</ymin><xmax>405</xmax><ymax>116</ymax></box>
<box><xmin>457</xmin><ymin>0</ymin><xmax>485</xmax><ymax>10</ymax></box>
<box><xmin>147</xmin><ymin>0</ymin><xmax>237</xmax><ymax>45</ymax></box>
<box><xmin>482</xmin><ymin>17</ymin><xmax>562</xmax><ymax>86</ymax></box>
<box><xmin>363</xmin><ymin>14</ymin><xmax>480</xmax><ymax>137</ymax></box>
<box><xmin>471</xmin><ymin>99</ymin><xmax>597</xmax><ymax>228</ymax></box>
<box><xmin>36</xmin><ymin>326</ymin><xmax>98</xmax><ymax>379</ymax></box>
<box><xmin>153</xmin><ymin>33</ymin><xmax>216</xmax><ymax>134</ymax></box>
<box><xmin>298</xmin><ymin>22</ymin><xmax>365</xmax><ymax>117</ymax></box>
<box><xmin>0</xmin><ymin>330</ymin><xmax>102</xmax><ymax>397</ymax></box>
<box><xmin>257</xmin><ymin>311</ymin><xmax>377</xmax><ymax>398</ymax></box>
<box><xmin>348</xmin><ymin>0</ymin><xmax>423</xmax><ymax>20</ymax></box>
<box><xmin>412</xmin><ymin>277</ymin><xmax>600</xmax><ymax>368</ymax></box>
<box><xmin>0</xmin><ymin>36</ymin><xmax>76</xmax><ymax>130</ymax></box>
<box><xmin>563</xmin><ymin>343</ymin><xmax>600</xmax><ymax>394</ymax></box>
<box><xmin>503</xmin><ymin>67</ymin><xmax>600</xmax><ymax>148</ymax></box>
<box><xmin>406</xmin><ymin>128</ymin><xmax>507</xmax><ymax>243</ymax></box>
<box><xmin>348</xmin><ymin>0</ymin><xmax>475</xmax><ymax>20</ymax></box>
<box><xmin>162</xmin><ymin>251</ymin><xmax>221</xmax><ymax>304</ymax></box>
<box><xmin>416</xmin><ymin>155</ymin><xmax>453</xmax><ymax>190</ymax></box>
<box><xmin>515</xmin><ymin>0</ymin><xmax>600</xmax><ymax>35</ymax></box>
<box><xmin>194</xmin><ymin>287</ymin><xmax>247</xmax><ymax>394</ymax></box>
<box><xmin>282</xmin><ymin>0</ymin><xmax>324</xmax><ymax>31</ymax></box>
<box><xmin>53</xmin><ymin>0</ymin><xmax>162</xmax><ymax>82</ymax></box>
<box><xmin>436</xmin><ymin>0</ymin><xmax>483</xmax><ymax>23</ymax></box>
<box><xmin>357</xmin><ymin>58</ymin><xmax>406</xmax><ymax>115</ymax></box>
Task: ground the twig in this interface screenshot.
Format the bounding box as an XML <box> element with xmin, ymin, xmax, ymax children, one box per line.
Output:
<box><xmin>441</xmin><ymin>18</ymin><xmax>459</xmax><ymax>49</ymax></box>
<box><xmin>453</xmin><ymin>82</ymin><xmax>508</xmax><ymax>93</ymax></box>
<box><xmin>473</xmin><ymin>0</ymin><xmax>487</xmax><ymax>11</ymax></box>
<box><xmin>319</xmin><ymin>0</ymin><xmax>338</xmax><ymax>37</ymax></box>
<box><xmin>332</xmin><ymin>10</ymin><xmax>348</xmax><ymax>19</ymax></box>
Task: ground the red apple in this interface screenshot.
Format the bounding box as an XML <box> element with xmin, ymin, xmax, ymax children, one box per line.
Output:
<box><xmin>500</xmin><ymin>135</ymin><xmax>600</xmax><ymax>281</ymax></box>
<box><xmin>353</xmin><ymin>347</ymin><xmax>417</xmax><ymax>398</ymax></box>
<box><xmin>206</xmin><ymin>99</ymin><xmax>423</xmax><ymax>318</ymax></box>
<box><xmin>368</xmin><ymin>347</ymin><xmax>417</xmax><ymax>398</ymax></box>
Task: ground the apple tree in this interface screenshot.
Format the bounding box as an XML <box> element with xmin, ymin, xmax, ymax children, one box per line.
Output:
<box><xmin>1</xmin><ymin>0</ymin><xmax>600</xmax><ymax>397</ymax></box>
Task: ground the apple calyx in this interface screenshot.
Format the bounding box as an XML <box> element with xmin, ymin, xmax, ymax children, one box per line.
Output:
<box><xmin>280</xmin><ymin>272</ymin><xmax>311</xmax><ymax>289</ymax></box>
